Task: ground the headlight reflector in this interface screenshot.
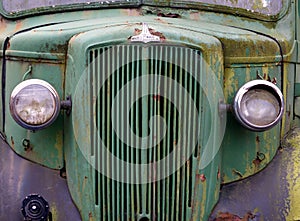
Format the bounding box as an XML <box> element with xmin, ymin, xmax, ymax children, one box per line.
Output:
<box><xmin>10</xmin><ymin>79</ymin><xmax>60</xmax><ymax>130</ymax></box>
<box><xmin>233</xmin><ymin>80</ymin><xmax>284</xmax><ymax>131</ymax></box>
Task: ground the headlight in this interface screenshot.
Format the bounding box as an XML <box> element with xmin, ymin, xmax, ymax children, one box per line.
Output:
<box><xmin>233</xmin><ymin>80</ymin><xmax>284</xmax><ymax>131</ymax></box>
<box><xmin>10</xmin><ymin>79</ymin><xmax>60</xmax><ymax>130</ymax></box>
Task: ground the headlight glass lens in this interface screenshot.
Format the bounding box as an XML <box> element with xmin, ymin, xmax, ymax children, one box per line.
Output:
<box><xmin>240</xmin><ymin>89</ymin><xmax>280</xmax><ymax>126</ymax></box>
<box><xmin>10</xmin><ymin>79</ymin><xmax>60</xmax><ymax>130</ymax></box>
<box><xmin>233</xmin><ymin>80</ymin><xmax>284</xmax><ymax>131</ymax></box>
<box><xmin>15</xmin><ymin>85</ymin><xmax>56</xmax><ymax>125</ymax></box>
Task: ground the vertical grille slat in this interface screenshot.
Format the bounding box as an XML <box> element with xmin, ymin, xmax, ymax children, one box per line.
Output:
<box><xmin>112</xmin><ymin>46</ymin><xmax>118</xmax><ymax>221</ymax></box>
<box><xmin>175</xmin><ymin>46</ymin><xmax>185</xmax><ymax>221</ymax></box>
<box><xmin>165</xmin><ymin>46</ymin><xmax>172</xmax><ymax>221</ymax></box>
<box><xmin>168</xmin><ymin>46</ymin><xmax>176</xmax><ymax>221</ymax></box>
<box><xmin>179</xmin><ymin>47</ymin><xmax>187</xmax><ymax>221</ymax></box>
<box><xmin>101</xmin><ymin>47</ymin><xmax>108</xmax><ymax>221</ymax></box>
<box><xmin>107</xmin><ymin>46</ymin><xmax>113</xmax><ymax>221</ymax></box>
<box><xmin>156</xmin><ymin>46</ymin><xmax>162</xmax><ymax>221</ymax></box>
<box><xmin>90</xmin><ymin>44</ymin><xmax>204</xmax><ymax>221</ymax></box>
<box><xmin>120</xmin><ymin>45</ymin><xmax>125</xmax><ymax>220</ymax></box>
<box><xmin>130</xmin><ymin>45</ymin><xmax>138</xmax><ymax>220</ymax></box>
<box><xmin>135</xmin><ymin>46</ymin><xmax>142</xmax><ymax>216</ymax></box>
<box><xmin>125</xmin><ymin>45</ymin><xmax>130</xmax><ymax>221</ymax></box>
<box><xmin>148</xmin><ymin>46</ymin><xmax>154</xmax><ymax>219</ymax></box>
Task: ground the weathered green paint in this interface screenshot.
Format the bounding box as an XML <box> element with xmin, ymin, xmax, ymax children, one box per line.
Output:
<box><xmin>295</xmin><ymin>83</ymin><xmax>300</xmax><ymax>96</ymax></box>
<box><xmin>221</xmin><ymin>64</ymin><xmax>282</xmax><ymax>183</ymax></box>
<box><xmin>0</xmin><ymin>0</ymin><xmax>298</xmax><ymax>220</ymax></box>
<box><xmin>5</xmin><ymin>61</ymin><xmax>65</xmax><ymax>169</ymax></box>
<box><xmin>210</xmin><ymin>127</ymin><xmax>300</xmax><ymax>220</ymax></box>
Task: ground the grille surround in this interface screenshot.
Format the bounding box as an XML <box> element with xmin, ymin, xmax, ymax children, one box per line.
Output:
<box><xmin>69</xmin><ymin>42</ymin><xmax>224</xmax><ymax>221</ymax></box>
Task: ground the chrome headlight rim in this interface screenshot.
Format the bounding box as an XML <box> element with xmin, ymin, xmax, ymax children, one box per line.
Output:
<box><xmin>233</xmin><ymin>79</ymin><xmax>284</xmax><ymax>132</ymax></box>
<box><xmin>9</xmin><ymin>79</ymin><xmax>61</xmax><ymax>130</ymax></box>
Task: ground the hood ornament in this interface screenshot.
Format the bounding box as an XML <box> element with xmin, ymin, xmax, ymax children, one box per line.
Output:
<box><xmin>131</xmin><ymin>23</ymin><xmax>161</xmax><ymax>43</ymax></box>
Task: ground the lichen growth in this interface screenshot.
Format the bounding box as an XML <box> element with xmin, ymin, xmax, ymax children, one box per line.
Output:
<box><xmin>282</xmin><ymin>128</ymin><xmax>300</xmax><ymax>221</ymax></box>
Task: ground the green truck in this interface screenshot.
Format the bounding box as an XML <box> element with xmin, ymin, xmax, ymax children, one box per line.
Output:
<box><xmin>0</xmin><ymin>0</ymin><xmax>299</xmax><ymax>220</ymax></box>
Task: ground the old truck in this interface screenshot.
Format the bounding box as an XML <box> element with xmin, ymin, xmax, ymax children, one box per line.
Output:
<box><xmin>0</xmin><ymin>0</ymin><xmax>299</xmax><ymax>220</ymax></box>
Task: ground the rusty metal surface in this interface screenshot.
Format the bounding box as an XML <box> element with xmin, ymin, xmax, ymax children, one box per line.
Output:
<box><xmin>0</xmin><ymin>137</ymin><xmax>81</xmax><ymax>221</ymax></box>
<box><xmin>209</xmin><ymin>128</ymin><xmax>300</xmax><ymax>221</ymax></box>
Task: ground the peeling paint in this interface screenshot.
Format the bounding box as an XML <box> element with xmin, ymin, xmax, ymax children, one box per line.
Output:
<box><xmin>50</xmin><ymin>203</ymin><xmax>58</xmax><ymax>221</ymax></box>
<box><xmin>283</xmin><ymin>129</ymin><xmax>300</xmax><ymax>221</ymax></box>
<box><xmin>224</xmin><ymin>68</ymin><xmax>238</xmax><ymax>102</ymax></box>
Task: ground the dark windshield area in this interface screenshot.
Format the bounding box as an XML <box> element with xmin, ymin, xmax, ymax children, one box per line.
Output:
<box><xmin>2</xmin><ymin>0</ymin><xmax>138</xmax><ymax>13</ymax></box>
<box><xmin>1</xmin><ymin>0</ymin><xmax>283</xmax><ymax>17</ymax></box>
<box><xmin>179</xmin><ymin>0</ymin><xmax>282</xmax><ymax>15</ymax></box>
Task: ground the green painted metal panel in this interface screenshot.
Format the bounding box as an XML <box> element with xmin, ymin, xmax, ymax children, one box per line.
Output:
<box><xmin>295</xmin><ymin>83</ymin><xmax>300</xmax><ymax>96</ymax></box>
<box><xmin>5</xmin><ymin>60</ymin><xmax>64</xmax><ymax>169</ymax></box>
<box><xmin>221</xmin><ymin>65</ymin><xmax>282</xmax><ymax>183</ymax></box>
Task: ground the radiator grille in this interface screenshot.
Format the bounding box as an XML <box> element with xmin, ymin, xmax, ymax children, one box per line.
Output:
<box><xmin>88</xmin><ymin>44</ymin><xmax>206</xmax><ymax>221</ymax></box>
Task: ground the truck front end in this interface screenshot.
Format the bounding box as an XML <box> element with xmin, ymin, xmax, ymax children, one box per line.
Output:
<box><xmin>0</xmin><ymin>0</ymin><xmax>298</xmax><ymax>220</ymax></box>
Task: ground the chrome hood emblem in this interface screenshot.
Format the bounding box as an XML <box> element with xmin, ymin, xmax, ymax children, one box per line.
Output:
<box><xmin>131</xmin><ymin>23</ymin><xmax>161</xmax><ymax>43</ymax></box>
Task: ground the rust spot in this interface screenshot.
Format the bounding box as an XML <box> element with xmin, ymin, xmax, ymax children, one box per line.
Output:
<box><xmin>153</xmin><ymin>95</ymin><xmax>161</xmax><ymax>101</ymax></box>
<box><xmin>10</xmin><ymin>136</ymin><xmax>14</xmax><ymax>147</ymax></box>
<box><xmin>217</xmin><ymin>168</ymin><xmax>221</xmax><ymax>180</ymax></box>
<box><xmin>132</xmin><ymin>28</ymin><xmax>166</xmax><ymax>41</ymax></box>
<box><xmin>0</xmin><ymin>22</ymin><xmax>7</xmax><ymax>32</ymax></box>
<box><xmin>197</xmin><ymin>174</ymin><xmax>206</xmax><ymax>182</ymax></box>
<box><xmin>263</xmin><ymin>73</ymin><xmax>267</xmax><ymax>80</ymax></box>
<box><xmin>88</xmin><ymin>212</ymin><xmax>93</xmax><ymax>220</ymax></box>
<box><xmin>252</xmin><ymin>158</ymin><xmax>261</xmax><ymax>168</ymax></box>
<box><xmin>190</xmin><ymin>12</ymin><xmax>200</xmax><ymax>20</ymax></box>
<box><xmin>15</xmin><ymin>21</ymin><xmax>23</xmax><ymax>32</ymax></box>
<box><xmin>157</xmin><ymin>12</ymin><xmax>181</xmax><ymax>18</ymax></box>
<box><xmin>154</xmin><ymin>18</ymin><xmax>170</xmax><ymax>24</ymax></box>
<box><xmin>253</xmin><ymin>152</ymin><xmax>266</xmax><ymax>169</ymax></box>
<box><xmin>121</xmin><ymin>8</ymin><xmax>141</xmax><ymax>16</ymax></box>
<box><xmin>278</xmin><ymin>146</ymin><xmax>284</xmax><ymax>153</ymax></box>
<box><xmin>271</xmin><ymin>77</ymin><xmax>277</xmax><ymax>85</ymax></box>
<box><xmin>150</xmin><ymin>30</ymin><xmax>166</xmax><ymax>41</ymax></box>
<box><xmin>214</xmin><ymin>211</ymin><xmax>255</xmax><ymax>221</ymax></box>
<box><xmin>256</xmin><ymin>135</ymin><xmax>260</xmax><ymax>143</ymax></box>
<box><xmin>60</xmin><ymin>167</ymin><xmax>67</xmax><ymax>179</ymax></box>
